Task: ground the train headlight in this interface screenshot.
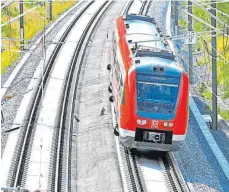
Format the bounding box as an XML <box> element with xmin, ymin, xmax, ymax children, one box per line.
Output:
<box><xmin>163</xmin><ymin>122</ymin><xmax>168</xmax><ymax>127</ymax></box>
<box><xmin>137</xmin><ymin>119</ymin><xmax>147</xmax><ymax>125</ymax></box>
<box><xmin>142</xmin><ymin>120</ymin><xmax>147</xmax><ymax>125</ymax></box>
<box><xmin>169</xmin><ymin>123</ymin><xmax>173</xmax><ymax>127</ymax></box>
<box><xmin>137</xmin><ymin>120</ymin><xmax>141</xmax><ymax>125</ymax></box>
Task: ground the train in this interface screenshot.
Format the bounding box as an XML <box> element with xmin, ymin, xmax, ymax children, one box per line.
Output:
<box><xmin>108</xmin><ymin>14</ymin><xmax>189</xmax><ymax>151</ymax></box>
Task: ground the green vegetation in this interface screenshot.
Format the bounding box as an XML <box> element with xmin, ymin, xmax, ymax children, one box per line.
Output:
<box><xmin>220</xmin><ymin>109</ymin><xmax>229</xmax><ymax>121</ymax></box>
<box><xmin>1</xmin><ymin>0</ymin><xmax>77</xmax><ymax>73</ymax></box>
<box><xmin>190</xmin><ymin>2</ymin><xmax>229</xmax><ymax>119</ymax></box>
<box><xmin>197</xmin><ymin>82</ymin><xmax>212</xmax><ymax>100</ymax></box>
<box><xmin>178</xmin><ymin>19</ymin><xmax>188</xmax><ymax>28</ymax></box>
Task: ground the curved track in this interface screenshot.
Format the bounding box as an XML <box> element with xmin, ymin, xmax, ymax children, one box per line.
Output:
<box><xmin>52</xmin><ymin>1</ymin><xmax>113</xmax><ymax>191</ymax></box>
<box><xmin>3</xmin><ymin>2</ymin><xmax>118</xmax><ymax>191</ymax></box>
<box><xmin>7</xmin><ymin>2</ymin><xmax>95</xmax><ymax>188</ymax></box>
<box><xmin>2</xmin><ymin>1</ymin><xmax>191</xmax><ymax>192</ymax></box>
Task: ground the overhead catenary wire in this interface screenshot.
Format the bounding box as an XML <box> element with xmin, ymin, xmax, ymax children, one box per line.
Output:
<box><xmin>181</xmin><ymin>8</ymin><xmax>217</xmax><ymax>30</ymax></box>
<box><xmin>173</xmin><ymin>47</ymin><xmax>229</xmax><ymax>109</ymax></box>
<box><xmin>195</xmin><ymin>0</ymin><xmax>229</xmax><ymax>19</ymax></box>
<box><xmin>171</xmin><ymin>1</ymin><xmax>229</xmax><ymax>109</ymax></box>
<box><xmin>1</xmin><ymin>4</ymin><xmax>40</xmax><ymax>27</ymax></box>
<box><xmin>190</xmin><ymin>0</ymin><xmax>229</xmax><ymax>30</ymax></box>
<box><xmin>1</xmin><ymin>0</ymin><xmax>14</xmax><ymax>9</ymax></box>
<box><xmin>173</xmin><ymin>30</ymin><xmax>229</xmax><ymax>67</ymax></box>
<box><xmin>185</xmin><ymin>0</ymin><xmax>229</xmax><ymax>7</ymax></box>
<box><xmin>174</xmin><ymin>1</ymin><xmax>229</xmax><ymax>64</ymax></box>
<box><xmin>180</xmin><ymin>9</ymin><xmax>229</xmax><ymax>65</ymax></box>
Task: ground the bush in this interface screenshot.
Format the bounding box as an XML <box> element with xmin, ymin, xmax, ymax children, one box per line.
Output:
<box><xmin>220</xmin><ymin>110</ymin><xmax>229</xmax><ymax>121</ymax></box>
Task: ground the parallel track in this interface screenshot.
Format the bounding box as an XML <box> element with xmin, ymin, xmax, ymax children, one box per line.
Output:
<box><xmin>121</xmin><ymin>0</ymin><xmax>134</xmax><ymax>15</ymax></box>
<box><xmin>52</xmin><ymin>1</ymin><xmax>114</xmax><ymax>191</ymax></box>
<box><xmin>139</xmin><ymin>0</ymin><xmax>147</xmax><ymax>15</ymax></box>
<box><xmin>143</xmin><ymin>0</ymin><xmax>152</xmax><ymax>16</ymax></box>
<box><xmin>7</xmin><ymin>1</ymin><xmax>94</xmax><ymax>188</ymax></box>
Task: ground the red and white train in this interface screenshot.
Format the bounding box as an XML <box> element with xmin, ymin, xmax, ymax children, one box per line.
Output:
<box><xmin>108</xmin><ymin>15</ymin><xmax>189</xmax><ymax>151</ymax></box>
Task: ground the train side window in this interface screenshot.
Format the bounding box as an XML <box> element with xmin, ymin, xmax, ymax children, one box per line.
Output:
<box><xmin>114</xmin><ymin>61</ymin><xmax>120</xmax><ymax>81</ymax></box>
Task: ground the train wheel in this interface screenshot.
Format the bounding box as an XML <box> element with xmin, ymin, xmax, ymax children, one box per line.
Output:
<box><xmin>109</xmin><ymin>96</ymin><xmax>114</xmax><ymax>102</ymax></box>
<box><xmin>108</xmin><ymin>85</ymin><xmax>112</xmax><ymax>93</ymax></box>
<box><xmin>114</xmin><ymin>124</ymin><xmax>119</xmax><ymax>136</ymax></box>
<box><xmin>107</xmin><ymin>64</ymin><xmax>111</xmax><ymax>71</ymax></box>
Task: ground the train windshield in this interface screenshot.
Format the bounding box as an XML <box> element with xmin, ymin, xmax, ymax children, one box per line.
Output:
<box><xmin>136</xmin><ymin>74</ymin><xmax>180</xmax><ymax>114</ymax></box>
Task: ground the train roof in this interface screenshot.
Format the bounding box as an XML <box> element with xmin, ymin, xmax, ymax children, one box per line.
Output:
<box><xmin>116</xmin><ymin>14</ymin><xmax>181</xmax><ymax>73</ymax></box>
<box><xmin>122</xmin><ymin>14</ymin><xmax>168</xmax><ymax>50</ymax></box>
<box><xmin>134</xmin><ymin>57</ymin><xmax>182</xmax><ymax>77</ymax></box>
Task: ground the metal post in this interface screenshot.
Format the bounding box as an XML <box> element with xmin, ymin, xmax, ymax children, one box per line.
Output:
<box><xmin>171</xmin><ymin>0</ymin><xmax>175</xmax><ymax>32</ymax></box>
<box><xmin>211</xmin><ymin>0</ymin><xmax>217</xmax><ymax>130</ymax></box>
<box><xmin>174</xmin><ymin>0</ymin><xmax>178</xmax><ymax>30</ymax></box>
<box><xmin>188</xmin><ymin>0</ymin><xmax>193</xmax><ymax>83</ymax></box>
<box><xmin>19</xmin><ymin>0</ymin><xmax>24</xmax><ymax>50</ymax></box>
<box><xmin>49</xmin><ymin>0</ymin><xmax>52</xmax><ymax>21</ymax></box>
<box><xmin>174</xmin><ymin>0</ymin><xmax>178</xmax><ymax>35</ymax></box>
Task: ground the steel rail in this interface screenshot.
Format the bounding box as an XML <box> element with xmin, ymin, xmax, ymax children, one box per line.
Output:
<box><xmin>8</xmin><ymin>1</ymin><xmax>94</xmax><ymax>188</ymax></box>
<box><xmin>162</xmin><ymin>152</ymin><xmax>191</xmax><ymax>192</ymax></box>
<box><xmin>125</xmin><ymin>149</ymin><xmax>146</xmax><ymax>192</ymax></box>
<box><xmin>121</xmin><ymin>0</ymin><xmax>134</xmax><ymax>15</ymax></box>
<box><xmin>144</xmin><ymin>0</ymin><xmax>152</xmax><ymax>16</ymax></box>
<box><xmin>53</xmin><ymin>1</ymin><xmax>113</xmax><ymax>191</ymax></box>
<box><xmin>139</xmin><ymin>0</ymin><xmax>147</xmax><ymax>15</ymax></box>
<box><xmin>122</xmin><ymin>149</ymin><xmax>191</xmax><ymax>192</ymax></box>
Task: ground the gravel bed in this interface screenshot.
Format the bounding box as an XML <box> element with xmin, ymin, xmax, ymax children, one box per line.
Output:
<box><xmin>174</xmin><ymin>0</ymin><xmax>229</xmax><ymax>168</ymax></box>
<box><xmin>1</xmin><ymin>1</ymin><xmax>85</xmax><ymax>156</ymax></box>
<box><xmin>71</xmin><ymin>2</ymin><xmax>126</xmax><ymax>191</ymax></box>
<box><xmin>191</xmin><ymin>93</ymin><xmax>229</xmax><ymax>165</ymax></box>
<box><xmin>176</xmin><ymin>0</ymin><xmax>229</xmax><ymax>181</ymax></box>
<box><xmin>175</xmin><ymin>110</ymin><xmax>229</xmax><ymax>192</ymax></box>
<box><xmin>148</xmin><ymin>1</ymin><xmax>229</xmax><ymax>191</ymax></box>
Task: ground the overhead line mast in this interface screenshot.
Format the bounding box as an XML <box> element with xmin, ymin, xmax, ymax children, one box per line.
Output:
<box><xmin>188</xmin><ymin>0</ymin><xmax>193</xmax><ymax>84</ymax></box>
<box><xmin>20</xmin><ymin>0</ymin><xmax>24</xmax><ymax>50</ymax></box>
<box><xmin>211</xmin><ymin>0</ymin><xmax>218</xmax><ymax>130</ymax></box>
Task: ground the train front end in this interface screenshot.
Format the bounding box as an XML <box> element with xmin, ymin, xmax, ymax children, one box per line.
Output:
<box><xmin>119</xmin><ymin>61</ymin><xmax>189</xmax><ymax>151</ymax></box>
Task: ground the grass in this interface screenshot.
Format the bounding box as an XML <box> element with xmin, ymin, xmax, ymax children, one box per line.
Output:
<box><xmin>1</xmin><ymin>0</ymin><xmax>77</xmax><ymax>73</ymax></box>
<box><xmin>197</xmin><ymin>82</ymin><xmax>212</xmax><ymax>100</ymax></box>
<box><xmin>190</xmin><ymin>2</ymin><xmax>229</xmax><ymax>121</ymax></box>
<box><xmin>202</xmin><ymin>89</ymin><xmax>212</xmax><ymax>100</ymax></box>
<box><xmin>220</xmin><ymin>109</ymin><xmax>229</xmax><ymax>121</ymax></box>
<box><xmin>178</xmin><ymin>18</ymin><xmax>187</xmax><ymax>29</ymax></box>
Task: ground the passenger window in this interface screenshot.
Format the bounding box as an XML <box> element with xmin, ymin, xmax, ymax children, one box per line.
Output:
<box><xmin>119</xmin><ymin>76</ymin><xmax>125</xmax><ymax>105</ymax></box>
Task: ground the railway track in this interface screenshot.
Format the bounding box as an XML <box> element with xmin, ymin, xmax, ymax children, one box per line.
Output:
<box><xmin>3</xmin><ymin>1</ymin><xmax>115</xmax><ymax>191</ymax></box>
<box><xmin>6</xmin><ymin>1</ymin><xmax>94</xmax><ymax>188</ymax></box>
<box><xmin>2</xmin><ymin>0</ymin><xmax>191</xmax><ymax>191</ymax></box>
<box><xmin>52</xmin><ymin>1</ymin><xmax>114</xmax><ymax>191</ymax></box>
